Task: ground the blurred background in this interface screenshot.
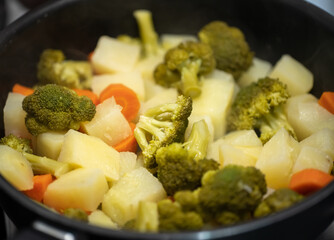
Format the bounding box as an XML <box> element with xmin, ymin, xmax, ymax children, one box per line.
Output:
<box><xmin>0</xmin><ymin>0</ymin><xmax>333</xmax><ymax>239</ymax></box>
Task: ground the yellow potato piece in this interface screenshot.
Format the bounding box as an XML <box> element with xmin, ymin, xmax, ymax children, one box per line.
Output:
<box><xmin>44</xmin><ymin>168</ymin><xmax>108</xmax><ymax>211</ymax></box>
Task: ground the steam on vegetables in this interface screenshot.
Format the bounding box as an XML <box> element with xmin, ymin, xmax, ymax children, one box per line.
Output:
<box><xmin>2</xmin><ymin>9</ymin><xmax>334</xmax><ymax>233</ymax></box>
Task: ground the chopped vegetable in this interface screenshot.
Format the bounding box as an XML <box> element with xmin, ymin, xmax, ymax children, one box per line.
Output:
<box><xmin>22</xmin><ymin>174</ymin><xmax>53</xmax><ymax>202</ymax></box>
<box><xmin>22</xmin><ymin>84</ymin><xmax>96</xmax><ymax>136</ymax></box>
<box><xmin>99</xmin><ymin>84</ymin><xmax>140</xmax><ymax>122</ymax></box>
<box><xmin>198</xmin><ymin>21</ymin><xmax>253</xmax><ymax>80</ymax></box>
<box><xmin>318</xmin><ymin>91</ymin><xmax>334</xmax><ymax>114</ymax></box>
<box><xmin>289</xmin><ymin>168</ymin><xmax>334</xmax><ymax>195</ymax></box>
<box><xmin>227</xmin><ymin>77</ymin><xmax>296</xmax><ymax>143</ymax></box>
<box><xmin>12</xmin><ymin>83</ymin><xmax>34</xmax><ymax>96</ymax></box>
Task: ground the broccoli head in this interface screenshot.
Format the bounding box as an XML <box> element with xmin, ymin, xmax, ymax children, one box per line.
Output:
<box><xmin>198</xmin><ymin>165</ymin><xmax>267</xmax><ymax>224</ymax></box>
<box><xmin>254</xmin><ymin>188</ymin><xmax>304</xmax><ymax>218</ymax></box>
<box><xmin>0</xmin><ymin>134</ymin><xmax>73</xmax><ymax>177</ymax></box>
<box><xmin>37</xmin><ymin>49</ymin><xmax>93</xmax><ymax>89</ymax></box>
<box><xmin>198</xmin><ymin>21</ymin><xmax>253</xmax><ymax>80</ymax></box>
<box><xmin>227</xmin><ymin>77</ymin><xmax>297</xmax><ymax>143</ymax></box>
<box><xmin>22</xmin><ymin>84</ymin><xmax>96</xmax><ymax>136</ymax></box>
<box><xmin>134</xmin><ymin>95</ymin><xmax>192</xmax><ymax>169</ymax></box>
<box><xmin>154</xmin><ymin>41</ymin><xmax>216</xmax><ymax>98</ymax></box>
<box><xmin>0</xmin><ymin>134</ymin><xmax>33</xmax><ymax>154</ymax></box>
<box><xmin>156</xmin><ymin>120</ymin><xmax>219</xmax><ymax>195</ymax></box>
<box><xmin>157</xmin><ymin>199</ymin><xmax>203</xmax><ymax>232</ymax></box>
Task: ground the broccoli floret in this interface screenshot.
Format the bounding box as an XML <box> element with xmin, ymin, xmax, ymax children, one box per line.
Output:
<box><xmin>134</xmin><ymin>95</ymin><xmax>192</xmax><ymax>169</ymax></box>
<box><xmin>157</xmin><ymin>199</ymin><xmax>203</xmax><ymax>232</ymax></box>
<box><xmin>37</xmin><ymin>49</ymin><xmax>93</xmax><ymax>89</ymax></box>
<box><xmin>0</xmin><ymin>134</ymin><xmax>33</xmax><ymax>154</ymax></box>
<box><xmin>227</xmin><ymin>77</ymin><xmax>297</xmax><ymax>143</ymax></box>
<box><xmin>198</xmin><ymin>21</ymin><xmax>253</xmax><ymax>80</ymax></box>
<box><xmin>198</xmin><ymin>165</ymin><xmax>267</xmax><ymax>225</ymax></box>
<box><xmin>0</xmin><ymin>134</ymin><xmax>73</xmax><ymax>177</ymax></box>
<box><xmin>22</xmin><ymin>84</ymin><xmax>96</xmax><ymax>136</ymax></box>
<box><xmin>154</xmin><ymin>41</ymin><xmax>216</xmax><ymax>98</ymax></box>
<box><xmin>156</xmin><ymin>120</ymin><xmax>219</xmax><ymax>195</ymax></box>
<box><xmin>133</xmin><ymin>9</ymin><xmax>160</xmax><ymax>57</ymax></box>
<box><xmin>62</xmin><ymin>208</ymin><xmax>88</xmax><ymax>222</ymax></box>
<box><xmin>254</xmin><ymin>188</ymin><xmax>304</xmax><ymax>218</ymax></box>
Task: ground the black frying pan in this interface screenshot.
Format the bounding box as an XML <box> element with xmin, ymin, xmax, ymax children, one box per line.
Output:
<box><xmin>1</xmin><ymin>0</ymin><xmax>334</xmax><ymax>239</ymax></box>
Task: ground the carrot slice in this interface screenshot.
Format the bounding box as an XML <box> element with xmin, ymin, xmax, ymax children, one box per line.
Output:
<box><xmin>22</xmin><ymin>174</ymin><xmax>53</xmax><ymax>202</ymax></box>
<box><xmin>73</xmin><ymin>89</ymin><xmax>99</xmax><ymax>105</ymax></box>
<box><xmin>289</xmin><ymin>168</ymin><xmax>334</xmax><ymax>195</ymax></box>
<box><xmin>319</xmin><ymin>91</ymin><xmax>334</xmax><ymax>114</ymax></box>
<box><xmin>113</xmin><ymin>122</ymin><xmax>138</xmax><ymax>153</ymax></box>
<box><xmin>99</xmin><ymin>84</ymin><xmax>140</xmax><ymax>122</ymax></box>
<box><xmin>12</xmin><ymin>83</ymin><xmax>34</xmax><ymax>96</ymax></box>
<box><xmin>88</xmin><ymin>51</ymin><xmax>94</xmax><ymax>61</ymax></box>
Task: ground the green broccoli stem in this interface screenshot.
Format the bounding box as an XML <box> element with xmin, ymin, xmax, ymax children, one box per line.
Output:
<box><xmin>135</xmin><ymin>116</ymin><xmax>173</xmax><ymax>142</ymax></box>
<box><xmin>258</xmin><ymin>105</ymin><xmax>297</xmax><ymax>143</ymax></box>
<box><xmin>144</xmin><ymin>103</ymin><xmax>180</xmax><ymax>120</ymax></box>
<box><xmin>133</xmin><ymin>10</ymin><xmax>159</xmax><ymax>56</ymax></box>
<box><xmin>183</xmin><ymin>119</ymin><xmax>210</xmax><ymax>161</ymax></box>
<box><xmin>180</xmin><ymin>60</ymin><xmax>202</xmax><ymax>98</ymax></box>
<box><xmin>22</xmin><ymin>152</ymin><xmax>73</xmax><ymax>178</ymax></box>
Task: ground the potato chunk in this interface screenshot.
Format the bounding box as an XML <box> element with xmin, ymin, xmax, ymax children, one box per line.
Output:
<box><xmin>81</xmin><ymin>98</ymin><xmax>131</xmax><ymax>147</ymax></box>
<box><xmin>91</xmin><ymin>36</ymin><xmax>141</xmax><ymax>73</ymax></box>
<box><xmin>255</xmin><ymin>128</ymin><xmax>300</xmax><ymax>189</ymax></box>
<box><xmin>0</xmin><ymin>145</ymin><xmax>33</xmax><ymax>191</ymax></box>
<box><xmin>3</xmin><ymin>93</ymin><xmax>31</xmax><ymax>139</ymax></box>
<box><xmin>269</xmin><ymin>54</ymin><xmax>313</xmax><ymax>96</ymax></box>
<box><xmin>35</xmin><ymin>131</ymin><xmax>66</xmax><ymax>159</ymax></box>
<box><xmin>58</xmin><ymin>129</ymin><xmax>120</xmax><ymax>182</ymax></box>
<box><xmin>102</xmin><ymin>167</ymin><xmax>166</xmax><ymax>226</ymax></box>
<box><xmin>44</xmin><ymin>168</ymin><xmax>108</xmax><ymax>211</ymax></box>
<box><xmin>192</xmin><ymin>70</ymin><xmax>237</xmax><ymax>139</ymax></box>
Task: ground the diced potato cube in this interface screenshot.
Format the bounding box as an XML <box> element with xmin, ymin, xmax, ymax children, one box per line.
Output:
<box><xmin>285</xmin><ymin>94</ymin><xmax>334</xmax><ymax>140</ymax></box>
<box><xmin>91</xmin><ymin>71</ymin><xmax>145</xmax><ymax>101</ymax></box>
<box><xmin>269</xmin><ymin>54</ymin><xmax>313</xmax><ymax>96</ymax></box>
<box><xmin>299</xmin><ymin>128</ymin><xmax>334</xmax><ymax>160</ymax></box>
<box><xmin>88</xmin><ymin>210</ymin><xmax>118</xmax><ymax>229</ymax></box>
<box><xmin>238</xmin><ymin>58</ymin><xmax>272</xmax><ymax>87</ymax></box>
<box><xmin>0</xmin><ymin>145</ymin><xmax>33</xmax><ymax>191</ymax></box>
<box><xmin>135</xmin><ymin>201</ymin><xmax>159</xmax><ymax>232</ymax></box>
<box><xmin>292</xmin><ymin>146</ymin><xmax>332</xmax><ymax>174</ymax></box>
<box><xmin>81</xmin><ymin>98</ymin><xmax>131</xmax><ymax>147</ymax></box>
<box><xmin>91</xmin><ymin>36</ymin><xmax>141</xmax><ymax>73</ymax></box>
<box><xmin>255</xmin><ymin>128</ymin><xmax>300</xmax><ymax>189</ymax></box>
<box><xmin>3</xmin><ymin>93</ymin><xmax>31</xmax><ymax>139</ymax></box>
<box><xmin>35</xmin><ymin>131</ymin><xmax>66</xmax><ymax>159</ymax></box>
<box><xmin>161</xmin><ymin>34</ymin><xmax>198</xmax><ymax>50</ymax></box>
<box><xmin>102</xmin><ymin>167</ymin><xmax>166</xmax><ymax>226</ymax></box>
<box><xmin>58</xmin><ymin>129</ymin><xmax>120</xmax><ymax>182</ymax></box>
<box><xmin>219</xmin><ymin>143</ymin><xmax>258</xmax><ymax>167</ymax></box>
<box><xmin>192</xmin><ymin>70</ymin><xmax>237</xmax><ymax>139</ymax></box>
<box><xmin>44</xmin><ymin>168</ymin><xmax>108</xmax><ymax>211</ymax></box>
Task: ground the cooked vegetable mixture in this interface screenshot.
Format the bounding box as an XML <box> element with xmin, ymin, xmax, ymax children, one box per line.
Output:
<box><xmin>1</xmin><ymin>9</ymin><xmax>334</xmax><ymax>233</ymax></box>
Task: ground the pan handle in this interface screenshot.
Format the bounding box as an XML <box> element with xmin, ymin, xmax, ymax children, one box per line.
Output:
<box><xmin>10</xmin><ymin>221</ymin><xmax>87</xmax><ymax>240</ymax></box>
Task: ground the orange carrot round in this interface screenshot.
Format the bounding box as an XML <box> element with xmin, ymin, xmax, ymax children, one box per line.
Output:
<box><xmin>12</xmin><ymin>83</ymin><xmax>34</xmax><ymax>96</ymax></box>
<box><xmin>22</xmin><ymin>174</ymin><xmax>53</xmax><ymax>202</ymax></box>
<box><xmin>99</xmin><ymin>84</ymin><xmax>140</xmax><ymax>122</ymax></box>
<box><xmin>73</xmin><ymin>89</ymin><xmax>99</xmax><ymax>105</ymax></box>
<box><xmin>318</xmin><ymin>91</ymin><xmax>334</xmax><ymax>114</ymax></box>
<box><xmin>289</xmin><ymin>168</ymin><xmax>334</xmax><ymax>196</ymax></box>
<box><xmin>113</xmin><ymin>122</ymin><xmax>138</xmax><ymax>153</ymax></box>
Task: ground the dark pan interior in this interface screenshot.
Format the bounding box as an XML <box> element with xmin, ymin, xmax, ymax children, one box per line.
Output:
<box><xmin>0</xmin><ymin>0</ymin><xmax>334</xmax><ymax>239</ymax></box>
